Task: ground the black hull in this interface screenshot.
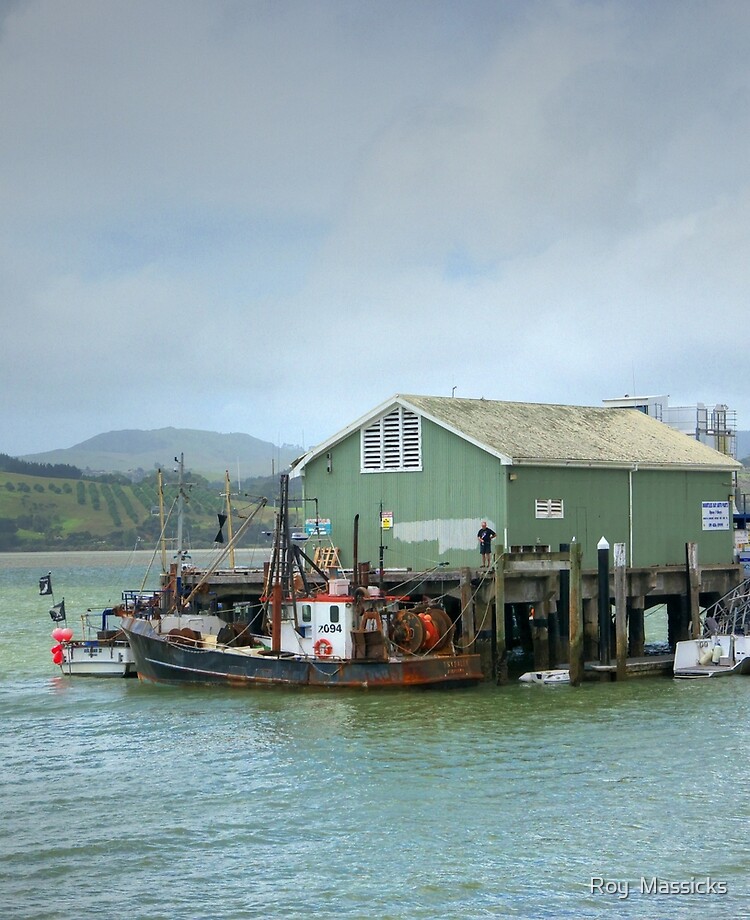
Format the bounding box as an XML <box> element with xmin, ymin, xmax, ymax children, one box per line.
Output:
<box><xmin>122</xmin><ymin>618</ymin><xmax>483</xmax><ymax>689</ymax></box>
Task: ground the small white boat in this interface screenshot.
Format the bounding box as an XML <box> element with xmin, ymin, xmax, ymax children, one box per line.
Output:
<box><xmin>673</xmin><ymin>635</ymin><xmax>750</xmax><ymax>678</ymax></box>
<box><xmin>52</xmin><ymin>607</ymin><xmax>136</xmax><ymax>678</ymax></box>
<box><xmin>519</xmin><ymin>669</ymin><xmax>570</xmax><ymax>685</ymax></box>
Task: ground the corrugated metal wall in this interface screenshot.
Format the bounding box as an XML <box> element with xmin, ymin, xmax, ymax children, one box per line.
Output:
<box><xmin>301</xmin><ymin>416</ymin><xmax>736</xmax><ymax>571</ymax></box>
<box><xmin>497</xmin><ymin>465</ymin><xmax>734</xmax><ymax>567</ymax></box>
<box><xmin>301</xmin><ymin>418</ymin><xmax>506</xmax><ymax>570</ymax></box>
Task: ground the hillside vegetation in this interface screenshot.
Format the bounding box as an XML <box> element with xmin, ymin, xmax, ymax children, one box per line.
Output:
<box><xmin>0</xmin><ymin>468</ymin><xmax>296</xmax><ymax>552</ymax></box>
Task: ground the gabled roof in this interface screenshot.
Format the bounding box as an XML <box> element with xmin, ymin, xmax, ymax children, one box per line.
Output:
<box><xmin>293</xmin><ymin>394</ymin><xmax>742</xmax><ymax>472</ymax></box>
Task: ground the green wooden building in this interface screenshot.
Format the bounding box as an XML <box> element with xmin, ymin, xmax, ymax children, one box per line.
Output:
<box><xmin>292</xmin><ymin>395</ymin><xmax>741</xmax><ymax>571</ymax></box>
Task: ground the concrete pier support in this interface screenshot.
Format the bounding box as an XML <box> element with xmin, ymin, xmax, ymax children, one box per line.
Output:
<box><xmin>628</xmin><ymin>599</ymin><xmax>645</xmax><ymax>657</ymax></box>
<box><xmin>583</xmin><ymin>597</ymin><xmax>598</xmax><ymax>661</ymax></box>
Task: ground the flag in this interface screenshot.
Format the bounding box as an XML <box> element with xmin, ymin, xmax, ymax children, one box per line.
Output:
<box><xmin>39</xmin><ymin>574</ymin><xmax>53</xmax><ymax>596</ymax></box>
<box><xmin>49</xmin><ymin>600</ymin><xmax>66</xmax><ymax>622</ymax></box>
<box><xmin>214</xmin><ymin>513</ymin><xmax>227</xmax><ymax>544</ymax></box>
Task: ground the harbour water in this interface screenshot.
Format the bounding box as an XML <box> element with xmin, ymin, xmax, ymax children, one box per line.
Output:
<box><xmin>1</xmin><ymin>551</ymin><xmax>748</xmax><ymax>919</ymax></box>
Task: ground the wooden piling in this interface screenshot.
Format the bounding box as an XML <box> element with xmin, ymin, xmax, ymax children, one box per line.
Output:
<box><xmin>493</xmin><ymin>548</ymin><xmax>507</xmax><ymax>684</ymax></box>
<box><xmin>686</xmin><ymin>542</ymin><xmax>701</xmax><ymax>639</ymax></box>
<box><xmin>614</xmin><ymin>542</ymin><xmax>627</xmax><ymax>681</ymax></box>
<box><xmin>568</xmin><ymin>542</ymin><xmax>584</xmax><ymax>686</ymax></box>
<box><xmin>460</xmin><ymin>567</ymin><xmax>475</xmax><ymax>649</ymax></box>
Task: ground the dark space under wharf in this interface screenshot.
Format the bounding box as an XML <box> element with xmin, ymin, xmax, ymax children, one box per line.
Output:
<box><xmin>175</xmin><ymin>543</ymin><xmax>742</xmax><ymax>684</ymax></box>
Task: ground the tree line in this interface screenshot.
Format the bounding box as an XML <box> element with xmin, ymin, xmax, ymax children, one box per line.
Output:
<box><xmin>0</xmin><ymin>453</ymin><xmax>82</xmax><ymax>479</ymax></box>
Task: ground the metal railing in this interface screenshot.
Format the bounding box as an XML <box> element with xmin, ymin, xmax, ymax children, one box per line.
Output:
<box><xmin>704</xmin><ymin>578</ymin><xmax>750</xmax><ymax>635</ymax></box>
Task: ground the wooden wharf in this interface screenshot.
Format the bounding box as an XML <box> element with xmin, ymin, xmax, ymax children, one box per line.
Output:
<box><xmin>174</xmin><ymin>544</ymin><xmax>743</xmax><ymax>684</ymax></box>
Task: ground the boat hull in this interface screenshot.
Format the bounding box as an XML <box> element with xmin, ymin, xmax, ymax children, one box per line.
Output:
<box><xmin>122</xmin><ymin>617</ymin><xmax>482</xmax><ymax>689</ymax></box>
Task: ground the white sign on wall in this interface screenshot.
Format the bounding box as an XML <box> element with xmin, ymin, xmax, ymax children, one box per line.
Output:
<box><xmin>701</xmin><ymin>501</ymin><xmax>730</xmax><ymax>531</ymax></box>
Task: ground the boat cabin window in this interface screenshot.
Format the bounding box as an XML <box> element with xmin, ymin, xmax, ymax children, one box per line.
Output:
<box><xmin>329</xmin><ymin>606</ymin><xmax>340</xmax><ymax>623</ymax></box>
<box><xmin>301</xmin><ymin>605</ymin><xmax>312</xmax><ymax>623</ymax></box>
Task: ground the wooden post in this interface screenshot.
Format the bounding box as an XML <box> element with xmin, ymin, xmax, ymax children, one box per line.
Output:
<box><xmin>614</xmin><ymin>542</ymin><xmax>627</xmax><ymax>681</ymax></box>
<box><xmin>494</xmin><ymin>547</ymin><xmax>507</xmax><ymax>684</ymax></box>
<box><xmin>686</xmin><ymin>542</ymin><xmax>701</xmax><ymax>639</ymax></box>
<box><xmin>569</xmin><ymin>542</ymin><xmax>584</xmax><ymax>686</ymax></box>
<box><xmin>460</xmin><ymin>567</ymin><xmax>475</xmax><ymax>649</ymax></box>
<box><xmin>597</xmin><ymin>537</ymin><xmax>611</xmax><ymax>665</ymax></box>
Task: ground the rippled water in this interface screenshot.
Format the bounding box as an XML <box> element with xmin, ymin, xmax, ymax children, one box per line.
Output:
<box><xmin>1</xmin><ymin>552</ymin><xmax>748</xmax><ymax>919</ymax></box>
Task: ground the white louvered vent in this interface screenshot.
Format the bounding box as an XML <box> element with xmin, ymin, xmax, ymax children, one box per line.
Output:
<box><xmin>535</xmin><ymin>498</ymin><xmax>564</xmax><ymax>519</ymax></box>
<box><xmin>361</xmin><ymin>407</ymin><xmax>422</xmax><ymax>472</ymax></box>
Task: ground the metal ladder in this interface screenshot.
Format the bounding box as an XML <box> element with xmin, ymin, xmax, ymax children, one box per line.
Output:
<box><xmin>704</xmin><ymin>577</ymin><xmax>750</xmax><ymax>634</ymax></box>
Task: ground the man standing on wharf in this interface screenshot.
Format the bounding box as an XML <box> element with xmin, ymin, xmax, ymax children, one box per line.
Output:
<box><xmin>477</xmin><ymin>521</ymin><xmax>496</xmax><ymax>568</ymax></box>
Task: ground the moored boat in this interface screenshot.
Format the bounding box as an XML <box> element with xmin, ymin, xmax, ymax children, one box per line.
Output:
<box><xmin>673</xmin><ymin>578</ymin><xmax>750</xmax><ymax>678</ymax></box>
<box><xmin>673</xmin><ymin>635</ymin><xmax>750</xmax><ymax>678</ymax></box>
<box><xmin>47</xmin><ymin>590</ymin><xmax>168</xmax><ymax>677</ymax></box>
<box><xmin>121</xmin><ymin>474</ymin><xmax>483</xmax><ymax>690</ymax></box>
<box><xmin>49</xmin><ymin>606</ymin><xmax>136</xmax><ymax>678</ymax></box>
<box><xmin>122</xmin><ymin>587</ymin><xmax>481</xmax><ymax>689</ymax></box>
<box><xmin>518</xmin><ymin>669</ymin><xmax>571</xmax><ymax>685</ymax></box>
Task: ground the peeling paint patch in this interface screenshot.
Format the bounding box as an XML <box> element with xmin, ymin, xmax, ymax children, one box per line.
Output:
<box><xmin>393</xmin><ymin>519</ymin><xmax>496</xmax><ymax>553</ymax></box>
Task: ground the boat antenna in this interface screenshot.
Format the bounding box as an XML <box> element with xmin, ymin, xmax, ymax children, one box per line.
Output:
<box><xmin>352</xmin><ymin>513</ymin><xmax>359</xmax><ymax>588</ymax></box>
<box><xmin>379</xmin><ymin>501</ymin><xmax>385</xmax><ymax>591</ymax></box>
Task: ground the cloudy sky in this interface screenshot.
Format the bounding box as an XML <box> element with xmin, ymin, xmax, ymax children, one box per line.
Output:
<box><xmin>1</xmin><ymin>0</ymin><xmax>748</xmax><ymax>456</ymax></box>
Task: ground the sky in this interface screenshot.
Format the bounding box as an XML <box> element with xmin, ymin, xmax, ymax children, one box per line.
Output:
<box><xmin>1</xmin><ymin>0</ymin><xmax>748</xmax><ymax>456</ymax></box>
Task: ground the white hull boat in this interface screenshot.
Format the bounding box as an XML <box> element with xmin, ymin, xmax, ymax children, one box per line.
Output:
<box><xmin>59</xmin><ymin>638</ymin><xmax>135</xmax><ymax>677</ymax></box>
<box><xmin>519</xmin><ymin>669</ymin><xmax>570</xmax><ymax>685</ymax></box>
<box><xmin>673</xmin><ymin>635</ymin><xmax>750</xmax><ymax>679</ymax></box>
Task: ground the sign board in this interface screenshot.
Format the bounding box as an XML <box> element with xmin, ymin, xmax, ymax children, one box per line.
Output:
<box><xmin>381</xmin><ymin>510</ymin><xmax>394</xmax><ymax>530</ymax></box>
<box><xmin>701</xmin><ymin>501</ymin><xmax>730</xmax><ymax>531</ymax></box>
<box><xmin>305</xmin><ymin>518</ymin><xmax>332</xmax><ymax>536</ymax></box>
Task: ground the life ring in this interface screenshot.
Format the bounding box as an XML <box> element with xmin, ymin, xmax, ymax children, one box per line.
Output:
<box><xmin>313</xmin><ymin>637</ymin><xmax>334</xmax><ymax>658</ymax></box>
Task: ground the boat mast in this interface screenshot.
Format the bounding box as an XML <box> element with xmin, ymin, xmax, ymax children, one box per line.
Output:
<box><xmin>224</xmin><ymin>469</ymin><xmax>236</xmax><ymax>569</ymax></box>
<box><xmin>175</xmin><ymin>453</ymin><xmax>185</xmax><ymax>562</ymax></box>
<box><xmin>267</xmin><ymin>473</ymin><xmax>296</xmax><ymax>654</ymax></box>
<box><xmin>158</xmin><ymin>468</ymin><xmax>167</xmax><ymax>573</ymax></box>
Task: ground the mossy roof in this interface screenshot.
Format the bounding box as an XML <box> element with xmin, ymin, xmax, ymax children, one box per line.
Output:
<box><xmin>295</xmin><ymin>394</ymin><xmax>741</xmax><ymax>472</ymax></box>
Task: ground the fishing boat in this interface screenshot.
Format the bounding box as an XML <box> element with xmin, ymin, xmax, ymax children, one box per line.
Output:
<box><xmin>42</xmin><ymin>455</ymin><xmax>258</xmax><ymax>677</ymax></box>
<box><xmin>121</xmin><ymin>474</ymin><xmax>483</xmax><ymax>690</ymax></box>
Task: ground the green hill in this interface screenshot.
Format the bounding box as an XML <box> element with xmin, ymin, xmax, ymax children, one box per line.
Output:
<box><xmin>0</xmin><ymin>468</ymin><xmax>286</xmax><ymax>552</ymax></box>
<box><xmin>20</xmin><ymin>428</ymin><xmax>302</xmax><ymax>480</ymax></box>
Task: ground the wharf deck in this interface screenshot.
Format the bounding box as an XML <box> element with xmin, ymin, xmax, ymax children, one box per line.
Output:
<box><xmin>584</xmin><ymin>655</ymin><xmax>674</xmax><ymax>678</ymax></box>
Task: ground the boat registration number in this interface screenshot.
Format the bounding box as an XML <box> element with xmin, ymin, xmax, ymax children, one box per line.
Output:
<box><xmin>318</xmin><ymin>623</ymin><xmax>343</xmax><ymax>633</ymax></box>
